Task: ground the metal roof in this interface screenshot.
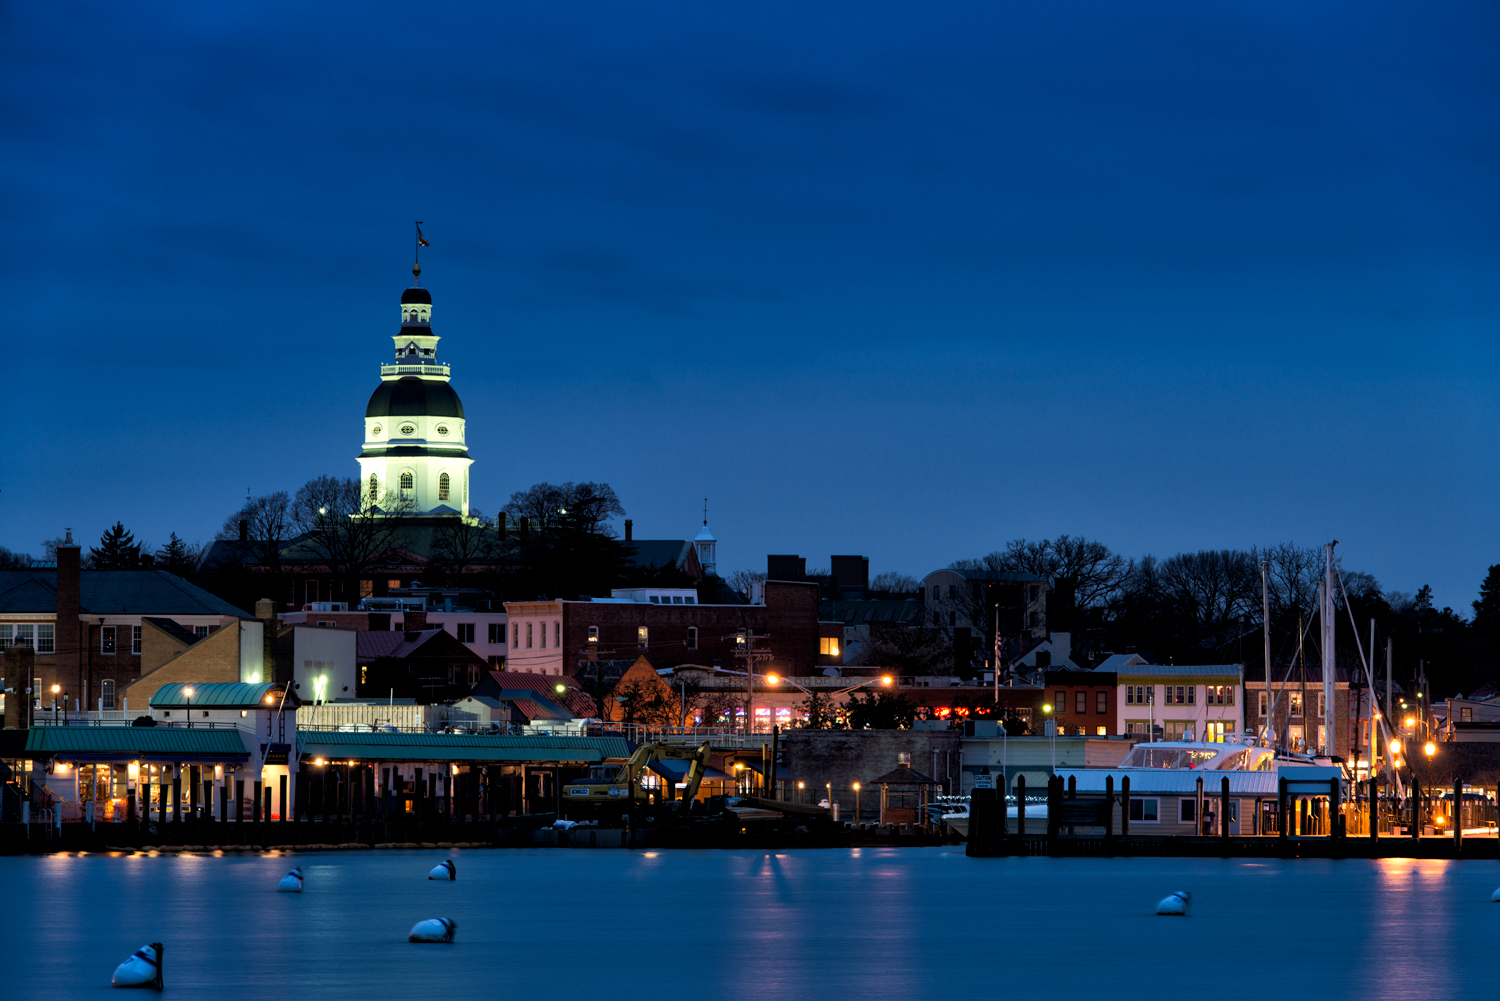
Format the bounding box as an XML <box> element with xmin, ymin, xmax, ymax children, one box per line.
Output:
<box><xmin>0</xmin><ymin>569</ymin><xmax>250</xmax><ymax>617</ymax></box>
<box><xmin>25</xmin><ymin>726</ymin><xmax>249</xmax><ymax>761</ymax></box>
<box><xmin>1055</xmin><ymin>768</ymin><xmax>1279</xmax><ymax>795</ymax></box>
<box><xmin>150</xmin><ymin>683</ymin><xmax>290</xmax><ymax>708</ymax></box>
<box><xmin>1115</xmin><ymin>664</ymin><xmax>1243</xmax><ymax>679</ymax></box>
<box><xmin>296</xmin><ymin>733</ymin><xmax>634</xmax><ymax>764</ymax></box>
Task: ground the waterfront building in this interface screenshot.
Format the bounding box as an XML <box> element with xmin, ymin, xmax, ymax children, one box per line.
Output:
<box><xmin>1244</xmin><ymin>664</ymin><xmax>1352</xmax><ymax>758</ymax></box>
<box><xmin>1115</xmin><ymin>663</ymin><xmax>1245</xmax><ymax>741</ymax></box>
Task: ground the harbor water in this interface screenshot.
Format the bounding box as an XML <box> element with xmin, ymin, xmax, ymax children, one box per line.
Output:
<box><xmin>5</xmin><ymin>847</ymin><xmax>1495</xmax><ymax>1000</ymax></box>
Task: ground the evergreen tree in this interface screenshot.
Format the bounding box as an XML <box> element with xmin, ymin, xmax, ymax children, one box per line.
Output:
<box><xmin>89</xmin><ymin>522</ymin><xmax>143</xmax><ymax>570</ymax></box>
<box><xmin>1473</xmin><ymin>565</ymin><xmax>1500</xmax><ymax>634</ymax></box>
<box><xmin>155</xmin><ymin>533</ymin><xmax>199</xmax><ymax>576</ymax></box>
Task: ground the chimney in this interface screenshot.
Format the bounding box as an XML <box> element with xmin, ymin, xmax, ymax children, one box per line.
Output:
<box><xmin>624</xmin><ymin>519</ymin><xmax>633</xmax><ymax>542</ymax></box>
<box><xmin>56</xmin><ymin>534</ymin><xmax>82</xmax><ymax>699</ymax></box>
<box><xmin>256</xmin><ymin>599</ymin><xmax>284</xmax><ymax>684</ymax></box>
<box><xmin>404</xmin><ymin>610</ymin><xmax>428</xmax><ymax>632</ymax></box>
<box><xmin>1052</xmin><ymin>632</ymin><xmax>1071</xmax><ymax>665</ymax></box>
<box><xmin>239</xmin><ymin>518</ymin><xmax>248</xmax><ymax>542</ymax></box>
<box><xmin>3</xmin><ymin>645</ymin><xmax>35</xmax><ymax>729</ymax></box>
<box><xmin>497</xmin><ymin>511</ymin><xmax>507</xmax><ymax>540</ymax></box>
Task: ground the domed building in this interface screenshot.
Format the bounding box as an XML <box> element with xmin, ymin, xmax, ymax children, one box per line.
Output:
<box><xmin>358</xmin><ymin>279</ymin><xmax>472</xmax><ymax>517</ymax></box>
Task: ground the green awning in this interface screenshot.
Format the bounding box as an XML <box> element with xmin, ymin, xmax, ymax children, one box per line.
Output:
<box><xmin>25</xmin><ymin>726</ymin><xmax>250</xmax><ymax>762</ymax></box>
<box><xmin>297</xmin><ymin>732</ymin><xmax>634</xmax><ymax>764</ymax></box>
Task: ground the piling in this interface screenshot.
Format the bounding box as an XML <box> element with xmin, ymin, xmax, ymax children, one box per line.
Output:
<box><xmin>1121</xmin><ymin>776</ymin><xmax>1130</xmax><ymax>837</ymax></box>
<box><xmin>1221</xmin><ymin>776</ymin><xmax>1230</xmax><ymax>845</ymax></box>
<box><xmin>1015</xmin><ymin>774</ymin><xmax>1027</xmax><ymax>839</ymax></box>
<box><xmin>1104</xmin><ymin>775</ymin><xmax>1115</xmax><ymax>854</ymax></box>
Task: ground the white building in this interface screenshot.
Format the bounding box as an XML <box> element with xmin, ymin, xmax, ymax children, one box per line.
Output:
<box><xmin>357</xmin><ymin>276</ymin><xmax>472</xmax><ymax>517</ymax></box>
<box><xmin>1115</xmin><ymin>664</ymin><xmax>1245</xmax><ymax>741</ymax></box>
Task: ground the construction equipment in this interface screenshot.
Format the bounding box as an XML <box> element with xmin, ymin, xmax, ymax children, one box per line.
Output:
<box><xmin>563</xmin><ymin>741</ymin><xmax>713</xmax><ymax>809</ymax></box>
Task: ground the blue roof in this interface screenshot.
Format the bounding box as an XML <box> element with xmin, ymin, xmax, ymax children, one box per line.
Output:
<box><xmin>151</xmin><ymin>683</ymin><xmax>292</xmax><ymax>708</ymax></box>
<box><xmin>0</xmin><ymin>570</ymin><xmax>250</xmax><ymax>617</ymax></box>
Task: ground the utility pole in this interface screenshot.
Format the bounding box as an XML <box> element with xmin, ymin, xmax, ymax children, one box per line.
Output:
<box><xmin>726</xmin><ymin>629</ymin><xmax>772</xmax><ymax>733</ymax></box>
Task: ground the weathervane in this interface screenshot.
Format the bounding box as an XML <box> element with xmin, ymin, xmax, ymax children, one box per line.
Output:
<box><xmin>412</xmin><ymin>221</ymin><xmax>430</xmax><ymax>282</ymax></box>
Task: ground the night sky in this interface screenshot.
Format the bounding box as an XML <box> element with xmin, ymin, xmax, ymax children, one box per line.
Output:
<box><xmin>4</xmin><ymin>1</ymin><xmax>1498</xmax><ymax>608</ymax></box>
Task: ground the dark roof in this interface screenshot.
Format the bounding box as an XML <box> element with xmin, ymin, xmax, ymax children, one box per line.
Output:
<box><xmin>365</xmin><ymin>377</ymin><xmax>465</xmax><ymax>419</ymax></box>
<box><xmin>0</xmin><ymin>570</ymin><xmax>250</xmax><ymax>617</ymax></box>
<box><xmin>151</xmin><ymin>682</ymin><xmax>293</xmax><ymax>708</ymax></box>
<box><xmin>400</xmin><ymin>287</ymin><xmax>432</xmax><ymax>304</ymax></box>
<box><xmin>297</xmin><ymin>732</ymin><xmax>633</xmax><ymax>763</ymax></box>
<box><xmin>625</xmin><ymin>540</ymin><xmax>690</xmax><ymax>570</ymax></box>
<box><xmin>26</xmin><ymin>727</ymin><xmax>250</xmax><ymax>762</ymax></box>
<box><xmin>475</xmin><ymin>671</ymin><xmax>596</xmax><ymax>716</ymax></box>
<box><xmin>144</xmin><ymin>617</ymin><xmax>201</xmax><ymax>646</ymax></box>
<box><xmin>1244</xmin><ymin>664</ymin><xmax>1351</xmax><ymax>684</ymax></box>
<box><xmin>356</xmin><ymin>628</ymin><xmax>444</xmax><ymax>660</ymax></box>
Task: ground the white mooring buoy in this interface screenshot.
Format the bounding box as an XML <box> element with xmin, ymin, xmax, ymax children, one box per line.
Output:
<box><xmin>1491</xmin><ymin>886</ymin><xmax>1500</xmax><ymax>902</ymax></box>
<box><xmin>1155</xmin><ymin>891</ymin><xmax>1191</xmax><ymax>916</ymax></box>
<box><xmin>408</xmin><ymin>918</ymin><xmax>457</xmax><ymax>943</ymax></box>
<box><xmin>428</xmin><ymin>859</ymin><xmax>456</xmax><ymax>881</ymax></box>
<box><xmin>278</xmin><ymin>868</ymin><xmax>304</xmax><ymax>893</ymax></box>
<box><xmin>112</xmin><ymin>942</ymin><xmax>164</xmax><ymax>989</ymax></box>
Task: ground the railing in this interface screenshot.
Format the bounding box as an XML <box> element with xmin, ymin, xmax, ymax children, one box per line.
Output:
<box><xmin>31</xmin><ymin>717</ymin><xmax>244</xmax><ymax>729</ymax></box>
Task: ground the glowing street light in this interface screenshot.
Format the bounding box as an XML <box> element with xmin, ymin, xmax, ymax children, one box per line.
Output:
<box><xmin>184</xmin><ymin>686</ymin><xmax>194</xmax><ymax>728</ymax></box>
<box><xmin>1389</xmin><ymin>738</ymin><xmax>1403</xmax><ymax>755</ymax></box>
<box><xmin>1423</xmin><ymin>742</ymin><xmax>1437</xmax><ymax>758</ymax></box>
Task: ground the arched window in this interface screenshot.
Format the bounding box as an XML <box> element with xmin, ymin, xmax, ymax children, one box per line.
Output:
<box><xmin>438</xmin><ymin>473</ymin><xmax>450</xmax><ymax>501</ymax></box>
<box><xmin>368</xmin><ymin>474</ymin><xmax>379</xmax><ymax>502</ymax></box>
<box><xmin>399</xmin><ymin>471</ymin><xmax>414</xmax><ymax>494</ymax></box>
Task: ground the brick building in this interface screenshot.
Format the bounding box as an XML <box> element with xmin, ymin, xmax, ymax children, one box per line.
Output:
<box><xmin>1045</xmin><ymin>669</ymin><xmax>1118</xmax><ymax>735</ymax></box>
<box><xmin>0</xmin><ymin>538</ymin><xmax>254</xmax><ymax>715</ymax></box>
<box><xmin>504</xmin><ymin>581</ymin><xmax>836</xmax><ymax>678</ymax></box>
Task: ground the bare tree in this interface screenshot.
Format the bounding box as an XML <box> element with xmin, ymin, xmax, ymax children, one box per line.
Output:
<box><xmin>504</xmin><ymin>481</ymin><xmax>625</xmax><ymax>538</ymax></box>
<box><xmin>216</xmin><ymin>492</ymin><xmax>293</xmax><ymax>575</ymax></box>
<box><xmin>430</xmin><ymin>510</ymin><xmax>499</xmax><ymax>577</ymax></box>
<box><xmin>290</xmin><ymin>476</ymin><xmax>415</xmax><ymax>598</ymax></box>
<box><xmin>870</xmin><ymin>571</ymin><xmax>919</xmax><ymax>594</ymax></box>
<box><xmin>725</xmin><ymin>569</ymin><xmax>766</xmax><ymax>600</ymax></box>
<box><xmin>1156</xmin><ymin>549</ymin><xmax>1261</xmax><ymax>632</ymax></box>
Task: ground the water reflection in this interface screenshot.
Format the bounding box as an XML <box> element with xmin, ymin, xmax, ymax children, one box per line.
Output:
<box><xmin>3</xmin><ymin>850</ymin><xmax>1495</xmax><ymax>1001</ymax></box>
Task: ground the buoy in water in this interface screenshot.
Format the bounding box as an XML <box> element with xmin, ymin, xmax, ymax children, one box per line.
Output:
<box><xmin>1491</xmin><ymin>886</ymin><xmax>1500</xmax><ymax>902</ymax></box>
<box><xmin>428</xmin><ymin>859</ymin><xmax>456</xmax><ymax>881</ymax></box>
<box><xmin>408</xmin><ymin>918</ymin><xmax>457</xmax><ymax>943</ymax></box>
<box><xmin>112</xmin><ymin>942</ymin><xmax>164</xmax><ymax>988</ymax></box>
<box><xmin>1155</xmin><ymin>891</ymin><xmax>1191</xmax><ymax>916</ymax></box>
<box><xmin>277</xmin><ymin>868</ymin><xmax>304</xmax><ymax>893</ymax></box>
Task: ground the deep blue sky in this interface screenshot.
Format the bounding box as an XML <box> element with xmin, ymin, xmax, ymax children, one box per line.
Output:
<box><xmin>4</xmin><ymin>1</ymin><xmax>1498</xmax><ymax>608</ymax></box>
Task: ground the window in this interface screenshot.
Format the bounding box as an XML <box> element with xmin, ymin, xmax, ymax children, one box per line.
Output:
<box><xmin>947</xmin><ymin>584</ymin><xmax>956</xmax><ymax>599</ymax></box>
<box><xmin>1054</xmin><ymin>691</ymin><xmax>1066</xmax><ymax>713</ymax></box>
<box><xmin>948</xmin><ymin>611</ymin><xmax>957</xmax><ymax>626</ymax></box>
<box><xmin>1</xmin><ymin>624</ymin><xmax>34</xmax><ymax>648</ymax></box>
<box><xmin>588</xmin><ymin>626</ymin><xmax>598</xmax><ymax>644</ymax></box>
<box><xmin>638</xmin><ymin>626</ymin><xmax>649</xmax><ymax>649</ymax></box>
<box><xmin>369</xmin><ymin>474</ymin><xmax>379</xmax><ymax>501</ymax></box>
<box><xmin>38</xmin><ymin>624</ymin><xmax>54</xmax><ymax>654</ymax></box>
<box><xmin>932</xmin><ymin>585</ymin><xmax>940</xmax><ymax>600</ymax></box>
<box><xmin>1075</xmin><ymin>691</ymin><xmax>1086</xmax><ymax>714</ymax></box>
<box><xmin>467</xmin><ymin>664</ymin><xmax>480</xmax><ymax>686</ymax></box>
<box><xmin>820</xmin><ymin>637</ymin><xmax>840</xmax><ymax>656</ymax></box>
<box><xmin>1258</xmin><ymin>692</ymin><xmax>1268</xmax><ymax>716</ymax></box>
<box><xmin>1125</xmin><ymin>685</ymin><xmax>1154</xmax><ymax>706</ymax></box>
<box><xmin>457</xmin><ymin>623</ymin><xmax>475</xmax><ymax>644</ymax></box>
<box><xmin>539</xmin><ymin>622</ymin><xmax>546</xmax><ymax>649</ymax></box>
<box><xmin>1179</xmin><ymin>799</ymin><xmax>1197</xmax><ymax>824</ymax></box>
<box><xmin>399</xmin><ymin>471</ymin><xmax>414</xmax><ymax>494</ymax></box>
<box><xmin>438</xmin><ymin>473</ymin><xmax>450</xmax><ymax>501</ymax></box>
<box><xmin>685</xmin><ymin>597</ymin><xmax>695</xmax><ymax>604</ymax></box>
<box><xmin>1096</xmin><ymin>725</ymin><xmax>1107</xmax><ymax>736</ymax></box>
<box><xmin>101</xmin><ymin>679</ymin><xmax>115</xmax><ymax>710</ymax></box>
<box><xmin>129</xmin><ymin>625</ymin><xmax>141</xmax><ymax>654</ymax></box>
<box><xmin>526</xmin><ymin>623</ymin><xmax>533</xmax><ymax>649</ymax></box>
<box><xmin>1462</xmin><ymin>706</ymin><xmax>1474</xmax><ymax>722</ymax></box>
<box><xmin>687</xmin><ymin>627</ymin><xmax>698</xmax><ymax>650</ymax></box>
<box><xmin>554</xmin><ymin>622</ymin><xmax>560</xmax><ymax>647</ymax></box>
<box><xmin>488</xmin><ymin>623</ymin><xmax>503</xmax><ymax>644</ymax></box>
<box><xmin>513</xmin><ymin>623</ymin><xmax>520</xmax><ymax>647</ymax></box>
<box><xmin>1187</xmin><ymin>685</ymin><xmax>1195</xmax><ymax>705</ymax></box>
<box><xmin>1096</xmin><ymin>691</ymin><xmax>1107</xmax><ymax>714</ymax></box>
<box><xmin>101</xmin><ymin>626</ymin><xmax>116</xmax><ymax>654</ymax></box>
<box><xmin>1289</xmin><ymin>693</ymin><xmax>1303</xmax><ymax>718</ymax></box>
<box><xmin>1128</xmin><ymin>798</ymin><xmax>1160</xmax><ymax>822</ymax></box>
<box><xmin>194</xmin><ymin>625</ymin><xmax>209</xmax><ymax>638</ymax></box>
<box><xmin>388</xmin><ymin>579</ymin><xmax>401</xmax><ymax>589</ymax></box>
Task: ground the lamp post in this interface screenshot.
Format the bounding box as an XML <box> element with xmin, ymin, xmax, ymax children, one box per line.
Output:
<box><xmin>185</xmin><ymin>687</ymin><xmax>194</xmax><ymax>729</ymax></box>
<box><xmin>853</xmin><ymin>782</ymin><xmax>861</xmax><ymax>824</ymax></box>
<box><xmin>51</xmin><ymin>684</ymin><xmax>60</xmax><ymax>724</ymax></box>
<box><xmin>62</xmin><ymin>689</ymin><xmax>70</xmax><ymax>726</ymax></box>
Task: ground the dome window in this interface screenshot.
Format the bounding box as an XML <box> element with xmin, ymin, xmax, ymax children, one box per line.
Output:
<box><xmin>368</xmin><ymin>474</ymin><xmax>379</xmax><ymax>502</ymax></box>
<box><xmin>399</xmin><ymin>423</ymin><xmax>416</xmax><ymax>436</ymax></box>
<box><xmin>436</xmin><ymin>425</ymin><xmax>449</xmax><ymax>436</ymax></box>
<box><xmin>438</xmin><ymin>473</ymin><xmax>450</xmax><ymax>501</ymax></box>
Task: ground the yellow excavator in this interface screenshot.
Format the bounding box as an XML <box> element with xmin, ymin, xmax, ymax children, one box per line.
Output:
<box><xmin>564</xmin><ymin>741</ymin><xmax>714</xmax><ymax>808</ymax></box>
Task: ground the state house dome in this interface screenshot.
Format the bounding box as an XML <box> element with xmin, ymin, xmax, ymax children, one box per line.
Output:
<box><xmin>365</xmin><ymin>377</ymin><xmax>465</xmax><ymax>419</ymax></box>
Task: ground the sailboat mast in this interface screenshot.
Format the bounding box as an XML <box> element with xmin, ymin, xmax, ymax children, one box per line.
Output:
<box><xmin>1322</xmin><ymin>542</ymin><xmax>1337</xmax><ymax>757</ymax></box>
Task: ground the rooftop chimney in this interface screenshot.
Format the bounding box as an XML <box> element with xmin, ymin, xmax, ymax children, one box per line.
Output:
<box><xmin>56</xmin><ymin>533</ymin><xmax>82</xmax><ymax>698</ymax></box>
<box><xmin>497</xmin><ymin>511</ymin><xmax>507</xmax><ymax>540</ymax></box>
<box><xmin>404</xmin><ymin>610</ymin><xmax>428</xmax><ymax>632</ymax></box>
<box><xmin>255</xmin><ymin>599</ymin><xmax>283</xmax><ymax>683</ymax></box>
<box><xmin>239</xmin><ymin>518</ymin><xmax>248</xmax><ymax>542</ymax></box>
<box><xmin>624</xmin><ymin>519</ymin><xmax>633</xmax><ymax>542</ymax></box>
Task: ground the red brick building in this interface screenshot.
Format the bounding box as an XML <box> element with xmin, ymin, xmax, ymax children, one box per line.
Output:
<box><xmin>504</xmin><ymin>581</ymin><xmax>839</xmax><ymax>678</ymax></box>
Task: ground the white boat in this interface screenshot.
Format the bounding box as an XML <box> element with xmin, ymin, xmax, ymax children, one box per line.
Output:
<box><xmin>942</xmin><ymin>801</ymin><xmax>1046</xmax><ymax>840</ymax></box>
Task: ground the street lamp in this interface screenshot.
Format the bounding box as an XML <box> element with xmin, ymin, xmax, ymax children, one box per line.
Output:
<box><xmin>853</xmin><ymin>782</ymin><xmax>861</xmax><ymax>823</ymax></box>
<box><xmin>1423</xmin><ymin>741</ymin><xmax>1436</xmax><ymax>758</ymax></box>
<box><xmin>184</xmin><ymin>686</ymin><xmax>194</xmax><ymax>728</ymax></box>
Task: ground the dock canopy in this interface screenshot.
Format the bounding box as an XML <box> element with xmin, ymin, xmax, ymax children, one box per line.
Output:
<box><xmin>741</xmin><ymin>761</ymin><xmax>801</xmax><ymax>784</ymax></box>
<box><xmin>150</xmin><ymin>682</ymin><xmax>295</xmax><ymax>709</ymax></box>
<box><xmin>25</xmin><ymin>727</ymin><xmax>250</xmax><ymax>763</ymax></box>
<box><xmin>297</xmin><ymin>732</ymin><xmax>634</xmax><ymax>765</ymax></box>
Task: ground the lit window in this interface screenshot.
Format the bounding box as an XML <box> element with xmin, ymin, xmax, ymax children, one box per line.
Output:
<box><xmin>488</xmin><ymin>623</ymin><xmax>503</xmax><ymax>644</ymax></box>
<box><xmin>638</xmin><ymin>626</ymin><xmax>648</xmax><ymax>649</ymax></box>
<box><xmin>588</xmin><ymin>626</ymin><xmax>598</xmax><ymax>644</ymax></box>
<box><xmin>438</xmin><ymin>473</ymin><xmax>450</xmax><ymax>501</ymax></box>
<box><xmin>388</xmin><ymin>579</ymin><xmax>401</xmax><ymax>590</ymax></box>
<box><xmin>819</xmin><ymin>637</ymin><xmax>840</xmax><ymax>656</ymax></box>
<box><xmin>101</xmin><ymin>626</ymin><xmax>116</xmax><ymax>654</ymax></box>
<box><xmin>1096</xmin><ymin>725</ymin><xmax>1107</xmax><ymax>736</ymax></box>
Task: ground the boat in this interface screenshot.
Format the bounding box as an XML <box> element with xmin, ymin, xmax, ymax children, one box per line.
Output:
<box><xmin>940</xmin><ymin>798</ymin><xmax>1047</xmax><ymax>840</ymax></box>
